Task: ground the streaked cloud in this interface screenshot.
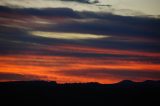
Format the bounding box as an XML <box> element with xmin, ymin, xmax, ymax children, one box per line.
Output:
<box><xmin>0</xmin><ymin>54</ymin><xmax>159</xmax><ymax>83</ymax></box>
<box><xmin>0</xmin><ymin>72</ymin><xmax>42</xmax><ymax>81</ymax></box>
<box><xmin>30</xmin><ymin>31</ymin><xmax>109</xmax><ymax>40</ymax></box>
<box><xmin>57</xmin><ymin>69</ymin><xmax>160</xmax><ymax>81</ymax></box>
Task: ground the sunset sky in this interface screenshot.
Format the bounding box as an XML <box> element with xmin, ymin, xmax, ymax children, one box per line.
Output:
<box><xmin>0</xmin><ymin>0</ymin><xmax>160</xmax><ymax>84</ymax></box>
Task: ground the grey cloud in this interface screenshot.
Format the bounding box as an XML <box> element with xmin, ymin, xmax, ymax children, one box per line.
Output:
<box><xmin>0</xmin><ymin>72</ymin><xmax>41</xmax><ymax>81</ymax></box>
<box><xmin>0</xmin><ymin>6</ymin><xmax>80</xmax><ymax>18</ymax></box>
<box><xmin>60</xmin><ymin>0</ymin><xmax>99</xmax><ymax>4</ymax></box>
<box><xmin>57</xmin><ymin>69</ymin><xmax>160</xmax><ymax>80</ymax></box>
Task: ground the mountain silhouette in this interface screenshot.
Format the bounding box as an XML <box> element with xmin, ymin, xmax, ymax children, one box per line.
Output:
<box><xmin>117</xmin><ymin>80</ymin><xmax>135</xmax><ymax>85</ymax></box>
<box><xmin>0</xmin><ymin>80</ymin><xmax>159</xmax><ymax>106</ymax></box>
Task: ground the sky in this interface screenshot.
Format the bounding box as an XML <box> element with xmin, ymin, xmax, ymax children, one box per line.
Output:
<box><xmin>0</xmin><ymin>0</ymin><xmax>160</xmax><ymax>83</ymax></box>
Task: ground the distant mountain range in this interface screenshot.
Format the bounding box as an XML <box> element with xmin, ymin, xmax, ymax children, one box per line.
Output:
<box><xmin>0</xmin><ymin>80</ymin><xmax>159</xmax><ymax>106</ymax></box>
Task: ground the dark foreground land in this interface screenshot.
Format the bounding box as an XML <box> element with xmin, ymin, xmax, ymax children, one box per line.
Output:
<box><xmin>0</xmin><ymin>80</ymin><xmax>159</xmax><ymax>106</ymax></box>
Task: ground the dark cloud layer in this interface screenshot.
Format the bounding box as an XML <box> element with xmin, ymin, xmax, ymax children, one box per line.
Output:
<box><xmin>0</xmin><ymin>6</ymin><xmax>79</xmax><ymax>17</ymax></box>
<box><xmin>0</xmin><ymin>6</ymin><xmax>160</xmax><ymax>51</ymax></box>
<box><xmin>0</xmin><ymin>72</ymin><xmax>40</xmax><ymax>81</ymax></box>
<box><xmin>57</xmin><ymin>69</ymin><xmax>160</xmax><ymax>80</ymax></box>
<box><xmin>60</xmin><ymin>0</ymin><xmax>99</xmax><ymax>4</ymax></box>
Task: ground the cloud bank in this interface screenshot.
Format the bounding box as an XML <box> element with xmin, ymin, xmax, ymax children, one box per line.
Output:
<box><xmin>0</xmin><ymin>0</ymin><xmax>159</xmax><ymax>18</ymax></box>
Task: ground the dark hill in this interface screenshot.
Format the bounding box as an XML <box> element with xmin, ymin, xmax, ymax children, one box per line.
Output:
<box><xmin>0</xmin><ymin>80</ymin><xmax>159</xmax><ymax>106</ymax></box>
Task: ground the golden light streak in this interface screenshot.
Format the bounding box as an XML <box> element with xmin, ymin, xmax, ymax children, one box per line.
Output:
<box><xmin>30</xmin><ymin>31</ymin><xmax>109</xmax><ymax>40</ymax></box>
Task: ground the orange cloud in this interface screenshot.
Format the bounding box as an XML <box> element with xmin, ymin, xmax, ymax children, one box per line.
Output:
<box><xmin>0</xmin><ymin>52</ymin><xmax>159</xmax><ymax>84</ymax></box>
<box><xmin>55</xmin><ymin>44</ymin><xmax>160</xmax><ymax>57</ymax></box>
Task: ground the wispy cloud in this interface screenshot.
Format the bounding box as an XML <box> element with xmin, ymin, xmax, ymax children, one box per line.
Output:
<box><xmin>30</xmin><ymin>31</ymin><xmax>109</xmax><ymax>40</ymax></box>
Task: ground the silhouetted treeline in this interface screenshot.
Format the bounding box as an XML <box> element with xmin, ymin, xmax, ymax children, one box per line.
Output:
<box><xmin>0</xmin><ymin>80</ymin><xmax>159</xmax><ymax>106</ymax></box>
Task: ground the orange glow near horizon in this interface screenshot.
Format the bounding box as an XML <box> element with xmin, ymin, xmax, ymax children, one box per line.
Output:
<box><xmin>0</xmin><ymin>49</ymin><xmax>160</xmax><ymax>84</ymax></box>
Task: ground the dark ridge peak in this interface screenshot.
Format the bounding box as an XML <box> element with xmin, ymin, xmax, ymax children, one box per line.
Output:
<box><xmin>117</xmin><ymin>80</ymin><xmax>135</xmax><ymax>84</ymax></box>
<box><xmin>117</xmin><ymin>80</ymin><xmax>160</xmax><ymax>84</ymax></box>
<box><xmin>115</xmin><ymin>80</ymin><xmax>160</xmax><ymax>87</ymax></box>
